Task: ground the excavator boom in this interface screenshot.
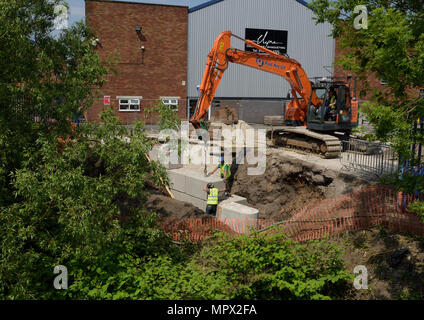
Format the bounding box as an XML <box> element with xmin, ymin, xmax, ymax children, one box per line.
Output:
<box><xmin>190</xmin><ymin>31</ymin><xmax>322</xmax><ymax>129</ymax></box>
<box><xmin>190</xmin><ymin>31</ymin><xmax>358</xmax><ymax>159</ymax></box>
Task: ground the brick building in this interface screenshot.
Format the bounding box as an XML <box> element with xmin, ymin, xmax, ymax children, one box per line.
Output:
<box><xmin>85</xmin><ymin>0</ymin><xmax>188</xmax><ymax>124</ymax></box>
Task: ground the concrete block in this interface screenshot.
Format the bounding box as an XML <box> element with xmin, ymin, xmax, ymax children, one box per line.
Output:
<box><xmin>162</xmin><ymin>162</ymin><xmax>184</xmax><ymax>170</ymax></box>
<box><xmin>217</xmin><ymin>202</ymin><xmax>259</xmax><ymax>234</ymax></box>
<box><xmin>168</xmin><ymin>168</ymin><xmax>225</xmax><ymax>200</ymax></box>
<box><xmin>187</xmin><ymin>178</ymin><xmax>225</xmax><ymax>202</ymax></box>
<box><xmin>149</xmin><ymin>145</ymin><xmax>183</xmax><ymax>170</ymax></box>
<box><xmin>167</xmin><ymin>169</ymin><xmax>187</xmax><ymax>193</ymax></box>
<box><xmin>171</xmin><ymin>189</ymin><xmax>206</xmax><ymax>211</ymax></box>
<box><xmin>171</xmin><ymin>190</ymin><xmax>248</xmax><ymax>212</ymax></box>
<box><xmin>219</xmin><ymin>194</ymin><xmax>248</xmax><ymax>205</ymax></box>
<box><xmin>148</xmin><ymin>145</ymin><xmax>160</xmax><ymax>162</ymax></box>
<box><xmin>218</xmin><ymin>202</ymin><xmax>258</xmax><ymax>219</ymax></box>
<box><xmin>159</xmin><ymin>150</ymin><xmax>182</xmax><ymax>166</ymax></box>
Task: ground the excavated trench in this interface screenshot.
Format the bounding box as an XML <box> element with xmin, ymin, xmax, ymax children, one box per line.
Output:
<box><xmin>230</xmin><ymin>149</ymin><xmax>371</xmax><ymax>221</ymax></box>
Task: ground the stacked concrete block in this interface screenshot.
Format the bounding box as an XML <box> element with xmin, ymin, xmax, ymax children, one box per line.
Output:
<box><xmin>166</xmin><ymin>167</ymin><xmax>259</xmax><ymax>234</ymax></box>
<box><xmin>167</xmin><ymin>169</ymin><xmax>187</xmax><ymax>193</ymax></box>
<box><xmin>167</xmin><ymin>168</ymin><xmax>226</xmax><ymax>210</ymax></box>
<box><xmin>171</xmin><ymin>190</ymin><xmax>206</xmax><ymax>210</ymax></box>
<box><xmin>148</xmin><ymin>145</ymin><xmax>160</xmax><ymax>162</ymax></box>
<box><xmin>217</xmin><ymin>202</ymin><xmax>259</xmax><ymax>234</ymax></box>
<box><xmin>167</xmin><ymin>168</ymin><xmax>225</xmax><ymax>201</ymax></box>
<box><xmin>218</xmin><ymin>194</ymin><xmax>248</xmax><ymax>206</ymax></box>
<box><xmin>149</xmin><ymin>145</ymin><xmax>183</xmax><ymax>170</ymax></box>
<box><xmin>161</xmin><ymin>162</ymin><xmax>183</xmax><ymax>170</ymax></box>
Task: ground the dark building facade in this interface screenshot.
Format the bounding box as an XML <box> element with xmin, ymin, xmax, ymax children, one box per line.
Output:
<box><xmin>85</xmin><ymin>0</ymin><xmax>188</xmax><ymax>124</ymax></box>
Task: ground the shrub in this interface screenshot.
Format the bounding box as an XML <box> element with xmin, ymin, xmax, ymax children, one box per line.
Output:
<box><xmin>0</xmin><ymin>109</ymin><xmax>173</xmax><ymax>299</ymax></box>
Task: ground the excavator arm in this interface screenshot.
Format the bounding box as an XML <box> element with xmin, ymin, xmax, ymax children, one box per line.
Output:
<box><xmin>190</xmin><ymin>31</ymin><xmax>322</xmax><ymax>129</ymax></box>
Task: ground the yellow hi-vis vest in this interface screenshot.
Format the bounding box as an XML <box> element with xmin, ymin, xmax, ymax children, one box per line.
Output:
<box><xmin>207</xmin><ymin>188</ymin><xmax>219</xmax><ymax>205</ymax></box>
<box><xmin>219</xmin><ymin>164</ymin><xmax>231</xmax><ymax>179</ymax></box>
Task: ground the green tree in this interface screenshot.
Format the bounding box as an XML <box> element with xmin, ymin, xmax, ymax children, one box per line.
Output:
<box><xmin>0</xmin><ymin>0</ymin><xmax>109</xmax><ymax>207</ymax></box>
<box><xmin>0</xmin><ymin>109</ymin><xmax>174</xmax><ymax>299</ymax></box>
<box><xmin>146</xmin><ymin>100</ymin><xmax>181</xmax><ymax>131</ymax></box>
<box><xmin>310</xmin><ymin>0</ymin><xmax>424</xmax><ymax>102</ymax></box>
<box><xmin>309</xmin><ymin>0</ymin><xmax>424</xmax><ymax>189</ymax></box>
<box><xmin>64</xmin><ymin>231</ymin><xmax>352</xmax><ymax>300</ymax></box>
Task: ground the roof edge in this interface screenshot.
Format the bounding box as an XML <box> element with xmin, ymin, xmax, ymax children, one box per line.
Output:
<box><xmin>188</xmin><ymin>0</ymin><xmax>224</xmax><ymax>13</ymax></box>
<box><xmin>295</xmin><ymin>0</ymin><xmax>310</xmax><ymax>9</ymax></box>
<box><xmin>85</xmin><ymin>0</ymin><xmax>188</xmax><ymax>9</ymax></box>
<box><xmin>189</xmin><ymin>0</ymin><xmax>311</xmax><ymax>13</ymax></box>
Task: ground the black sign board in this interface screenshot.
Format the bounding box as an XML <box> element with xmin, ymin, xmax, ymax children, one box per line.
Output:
<box><xmin>245</xmin><ymin>28</ymin><xmax>288</xmax><ymax>55</ymax></box>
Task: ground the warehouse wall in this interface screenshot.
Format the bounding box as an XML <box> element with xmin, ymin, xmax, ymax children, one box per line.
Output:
<box><xmin>187</xmin><ymin>0</ymin><xmax>335</xmax><ymax>99</ymax></box>
<box><xmin>209</xmin><ymin>99</ymin><xmax>288</xmax><ymax>123</ymax></box>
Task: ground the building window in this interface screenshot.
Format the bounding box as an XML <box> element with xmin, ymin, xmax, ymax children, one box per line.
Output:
<box><xmin>161</xmin><ymin>97</ymin><xmax>179</xmax><ymax>110</ymax></box>
<box><xmin>118</xmin><ymin>98</ymin><xmax>140</xmax><ymax>112</ymax></box>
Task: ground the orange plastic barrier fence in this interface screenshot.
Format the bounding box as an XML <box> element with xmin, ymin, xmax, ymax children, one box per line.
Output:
<box><xmin>161</xmin><ymin>186</ymin><xmax>424</xmax><ymax>242</ymax></box>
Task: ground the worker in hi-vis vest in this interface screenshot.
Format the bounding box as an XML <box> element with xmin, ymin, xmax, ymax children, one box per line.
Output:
<box><xmin>208</xmin><ymin>156</ymin><xmax>231</xmax><ymax>196</ymax></box>
<box><xmin>203</xmin><ymin>183</ymin><xmax>226</xmax><ymax>216</ymax></box>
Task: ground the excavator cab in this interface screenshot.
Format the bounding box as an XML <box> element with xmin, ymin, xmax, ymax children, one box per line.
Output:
<box><xmin>306</xmin><ymin>80</ymin><xmax>358</xmax><ymax>134</ymax></box>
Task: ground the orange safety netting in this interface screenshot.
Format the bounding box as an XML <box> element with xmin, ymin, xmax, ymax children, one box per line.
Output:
<box><xmin>161</xmin><ymin>186</ymin><xmax>424</xmax><ymax>242</ymax></box>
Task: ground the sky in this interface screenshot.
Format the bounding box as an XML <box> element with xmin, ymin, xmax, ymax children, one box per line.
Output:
<box><xmin>66</xmin><ymin>0</ymin><xmax>211</xmax><ymax>26</ymax></box>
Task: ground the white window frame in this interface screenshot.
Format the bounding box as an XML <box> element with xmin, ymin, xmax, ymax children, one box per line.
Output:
<box><xmin>160</xmin><ymin>96</ymin><xmax>179</xmax><ymax>111</ymax></box>
<box><xmin>117</xmin><ymin>96</ymin><xmax>142</xmax><ymax>112</ymax></box>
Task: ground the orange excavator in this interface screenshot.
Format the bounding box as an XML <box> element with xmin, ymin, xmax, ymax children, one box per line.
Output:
<box><xmin>190</xmin><ymin>31</ymin><xmax>359</xmax><ymax>158</ymax></box>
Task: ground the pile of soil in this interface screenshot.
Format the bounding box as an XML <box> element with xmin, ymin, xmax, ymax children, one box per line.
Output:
<box><xmin>231</xmin><ymin>149</ymin><xmax>370</xmax><ymax>221</ymax></box>
<box><xmin>331</xmin><ymin>228</ymin><xmax>424</xmax><ymax>300</ymax></box>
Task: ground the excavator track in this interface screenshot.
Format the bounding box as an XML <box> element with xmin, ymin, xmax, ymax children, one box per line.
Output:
<box><xmin>268</xmin><ymin>126</ymin><xmax>342</xmax><ymax>159</ymax></box>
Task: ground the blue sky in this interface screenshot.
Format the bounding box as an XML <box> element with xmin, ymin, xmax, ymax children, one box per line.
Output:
<box><xmin>66</xmin><ymin>0</ymin><xmax>211</xmax><ymax>25</ymax></box>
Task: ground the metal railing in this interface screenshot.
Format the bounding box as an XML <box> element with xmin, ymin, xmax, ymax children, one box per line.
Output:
<box><xmin>341</xmin><ymin>138</ymin><xmax>399</xmax><ymax>177</ymax></box>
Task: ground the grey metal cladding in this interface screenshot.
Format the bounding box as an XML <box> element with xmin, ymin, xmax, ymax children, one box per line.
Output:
<box><xmin>187</xmin><ymin>0</ymin><xmax>335</xmax><ymax>98</ymax></box>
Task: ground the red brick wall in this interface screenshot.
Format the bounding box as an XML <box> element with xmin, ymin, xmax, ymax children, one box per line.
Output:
<box><xmin>85</xmin><ymin>0</ymin><xmax>188</xmax><ymax>124</ymax></box>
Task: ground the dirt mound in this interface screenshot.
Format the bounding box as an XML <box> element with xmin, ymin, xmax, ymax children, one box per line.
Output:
<box><xmin>231</xmin><ymin>149</ymin><xmax>370</xmax><ymax>221</ymax></box>
<box><xmin>330</xmin><ymin>228</ymin><xmax>424</xmax><ymax>300</ymax></box>
<box><xmin>146</xmin><ymin>194</ymin><xmax>209</xmax><ymax>220</ymax></box>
